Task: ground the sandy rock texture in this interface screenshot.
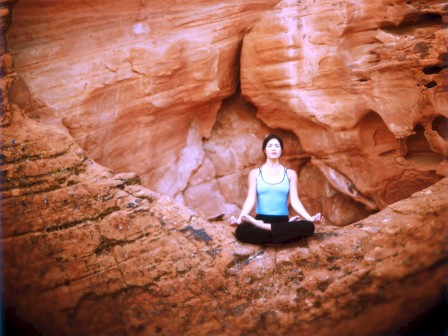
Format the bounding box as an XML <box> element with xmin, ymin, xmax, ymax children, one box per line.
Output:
<box><xmin>2</xmin><ymin>0</ymin><xmax>448</xmax><ymax>335</ymax></box>
<box><xmin>241</xmin><ymin>0</ymin><xmax>448</xmax><ymax>214</ymax></box>
<box><xmin>2</xmin><ymin>99</ymin><xmax>447</xmax><ymax>335</ymax></box>
<box><xmin>9</xmin><ymin>0</ymin><xmax>447</xmax><ymax>225</ymax></box>
<box><xmin>8</xmin><ymin>0</ymin><xmax>448</xmax><ymax>225</ymax></box>
<box><xmin>6</xmin><ymin>0</ymin><xmax>279</xmax><ymax>218</ymax></box>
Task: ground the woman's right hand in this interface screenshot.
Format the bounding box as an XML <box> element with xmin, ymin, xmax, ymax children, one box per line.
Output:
<box><xmin>229</xmin><ymin>215</ymin><xmax>241</xmax><ymax>226</ymax></box>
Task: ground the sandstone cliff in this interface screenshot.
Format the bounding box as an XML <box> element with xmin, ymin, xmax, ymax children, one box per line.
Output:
<box><xmin>7</xmin><ymin>0</ymin><xmax>447</xmax><ymax>226</ymax></box>
<box><xmin>2</xmin><ymin>0</ymin><xmax>448</xmax><ymax>335</ymax></box>
<box><xmin>241</xmin><ymin>0</ymin><xmax>447</xmax><ymax>215</ymax></box>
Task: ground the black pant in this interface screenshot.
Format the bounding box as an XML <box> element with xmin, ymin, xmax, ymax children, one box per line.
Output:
<box><xmin>235</xmin><ymin>214</ymin><xmax>315</xmax><ymax>245</ymax></box>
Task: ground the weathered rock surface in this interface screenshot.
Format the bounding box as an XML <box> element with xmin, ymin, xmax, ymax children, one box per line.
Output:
<box><xmin>2</xmin><ymin>1</ymin><xmax>448</xmax><ymax>335</ymax></box>
<box><xmin>2</xmin><ymin>102</ymin><xmax>447</xmax><ymax>335</ymax></box>
<box><xmin>6</xmin><ymin>0</ymin><xmax>278</xmax><ymax>218</ymax></box>
<box><xmin>8</xmin><ymin>0</ymin><xmax>447</xmax><ymax>225</ymax></box>
<box><xmin>241</xmin><ymin>0</ymin><xmax>448</xmax><ymax>212</ymax></box>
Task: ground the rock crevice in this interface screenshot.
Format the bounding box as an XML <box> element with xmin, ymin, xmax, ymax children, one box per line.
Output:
<box><xmin>2</xmin><ymin>1</ymin><xmax>447</xmax><ymax>335</ymax></box>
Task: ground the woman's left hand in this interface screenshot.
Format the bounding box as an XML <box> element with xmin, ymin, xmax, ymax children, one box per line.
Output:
<box><xmin>311</xmin><ymin>213</ymin><xmax>322</xmax><ymax>223</ymax></box>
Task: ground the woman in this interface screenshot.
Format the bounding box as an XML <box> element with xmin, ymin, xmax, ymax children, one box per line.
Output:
<box><xmin>230</xmin><ymin>134</ymin><xmax>321</xmax><ymax>245</ymax></box>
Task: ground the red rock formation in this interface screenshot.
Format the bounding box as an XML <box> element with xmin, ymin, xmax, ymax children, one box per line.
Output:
<box><xmin>2</xmin><ymin>1</ymin><xmax>448</xmax><ymax>335</ymax></box>
<box><xmin>8</xmin><ymin>0</ymin><xmax>447</xmax><ymax>224</ymax></box>
<box><xmin>6</xmin><ymin>0</ymin><xmax>278</xmax><ymax>216</ymax></box>
<box><xmin>241</xmin><ymin>0</ymin><xmax>448</xmax><ymax>217</ymax></box>
<box><xmin>2</xmin><ymin>104</ymin><xmax>447</xmax><ymax>335</ymax></box>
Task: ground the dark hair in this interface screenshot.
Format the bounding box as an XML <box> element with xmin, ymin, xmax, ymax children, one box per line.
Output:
<box><xmin>262</xmin><ymin>134</ymin><xmax>284</xmax><ymax>152</ymax></box>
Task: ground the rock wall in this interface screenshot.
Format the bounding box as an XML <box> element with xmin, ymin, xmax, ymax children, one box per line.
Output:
<box><xmin>6</xmin><ymin>0</ymin><xmax>279</xmax><ymax>219</ymax></box>
<box><xmin>2</xmin><ymin>74</ymin><xmax>448</xmax><ymax>335</ymax></box>
<box><xmin>7</xmin><ymin>0</ymin><xmax>447</xmax><ymax>225</ymax></box>
<box><xmin>2</xmin><ymin>1</ymin><xmax>448</xmax><ymax>335</ymax></box>
<box><xmin>2</xmin><ymin>93</ymin><xmax>447</xmax><ymax>335</ymax></box>
<box><xmin>241</xmin><ymin>0</ymin><xmax>448</xmax><ymax>214</ymax></box>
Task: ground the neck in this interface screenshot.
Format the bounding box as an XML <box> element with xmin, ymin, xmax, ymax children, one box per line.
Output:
<box><xmin>264</xmin><ymin>158</ymin><xmax>281</xmax><ymax>167</ymax></box>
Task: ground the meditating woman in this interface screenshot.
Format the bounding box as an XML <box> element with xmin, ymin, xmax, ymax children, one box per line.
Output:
<box><xmin>229</xmin><ymin>134</ymin><xmax>321</xmax><ymax>245</ymax></box>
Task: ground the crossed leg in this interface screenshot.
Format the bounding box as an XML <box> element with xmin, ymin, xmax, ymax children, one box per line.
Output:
<box><xmin>235</xmin><ymin>214</ymin><xmax>315</xmax><ymax>244</ymax></box>
<box><xmin>241</xmin><ymin>214</ymin><xmax>272</xmax><ymax>231</ymax></box>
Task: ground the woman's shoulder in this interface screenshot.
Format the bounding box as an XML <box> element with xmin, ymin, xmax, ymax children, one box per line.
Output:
<box><xmin>286</xmin><ymin>167</ymin><xmax>298</xmax><ymax>179</ymax></box>
<box><xmin>249</xmin><ymin>167</ymin><xmax>261</xmax><ymax>177</ymax></box>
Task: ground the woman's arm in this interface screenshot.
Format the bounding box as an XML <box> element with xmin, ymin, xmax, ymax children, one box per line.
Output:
<box><xmin>288</xmin><ymin>169</ymin><xmax>320</xmax><ymax>222</ymax></box>
<box><xmin>235</xmin><ymin>169</ymin><xmax>258</xmax><ymax>224</ymax></box>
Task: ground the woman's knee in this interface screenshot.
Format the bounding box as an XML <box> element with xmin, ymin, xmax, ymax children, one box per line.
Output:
<box><xmin>288</xmin><ymin>220</ymin><xmax>315</xmax><ymax>235</ymax></box>
<box><xmin>235</xmin><ymin>223</ymin><xmax>254</xmax><ymax>241</ymax></box>
<box><xmin>305</xmin><ymin>220</ymin><xmax>315</xmax><ymax>236</ymax></box>
<box><xmin>235</xmin><ymin>223</ymin><xmax>271</xmax><ymax>244</ymax></box>
<box><xmin>235</xmin><ymin>224</ymin><xmax>246</xmax><ymax>241</ymax></box>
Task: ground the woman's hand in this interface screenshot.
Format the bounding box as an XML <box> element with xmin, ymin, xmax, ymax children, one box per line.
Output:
<box><xmin>311</xmin><ymin>213</ymin><xmax>322</xmax><ymax>223</ymax></box>
<box><xmin>228</xmin><ymin>216</ymin><xmax>242</xmax><ymax>226</ymax></box>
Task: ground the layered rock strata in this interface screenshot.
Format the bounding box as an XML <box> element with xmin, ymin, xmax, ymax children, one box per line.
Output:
<box><xmin>2</xmin><ymin>1</ymin><xmax>448</xmax><ymax>335</ymax></box>
<box><xmin>2</xmin><ymin>99</ymin><xmax>447</xmax><ymax>335</ymax></box>
<box><xmin>241</xmin><ymin>0</ymin><xmax>448</xmax><ymax>211</ymax></box>
<box><xmin>6</xmin><ymin>0</ymin><xmax>278</xmax><ymax>216</ymax></box>
<box><xmin>8</xmin><ymin>0</ymin><xmax>447</xmax><ymax>225</ymax></box>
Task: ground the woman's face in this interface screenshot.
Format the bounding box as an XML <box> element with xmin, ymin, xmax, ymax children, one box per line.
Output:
<box><xmin>264</xmin><ymin>138</ymin><xmax>282</xmax><ymax>158</ymax></box>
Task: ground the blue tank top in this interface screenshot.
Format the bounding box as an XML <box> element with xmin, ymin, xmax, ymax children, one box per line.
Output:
<box><xmin>255</xmin><ymin>167</ymin><xmax>290</xmax><ymax>216</ymax></box>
